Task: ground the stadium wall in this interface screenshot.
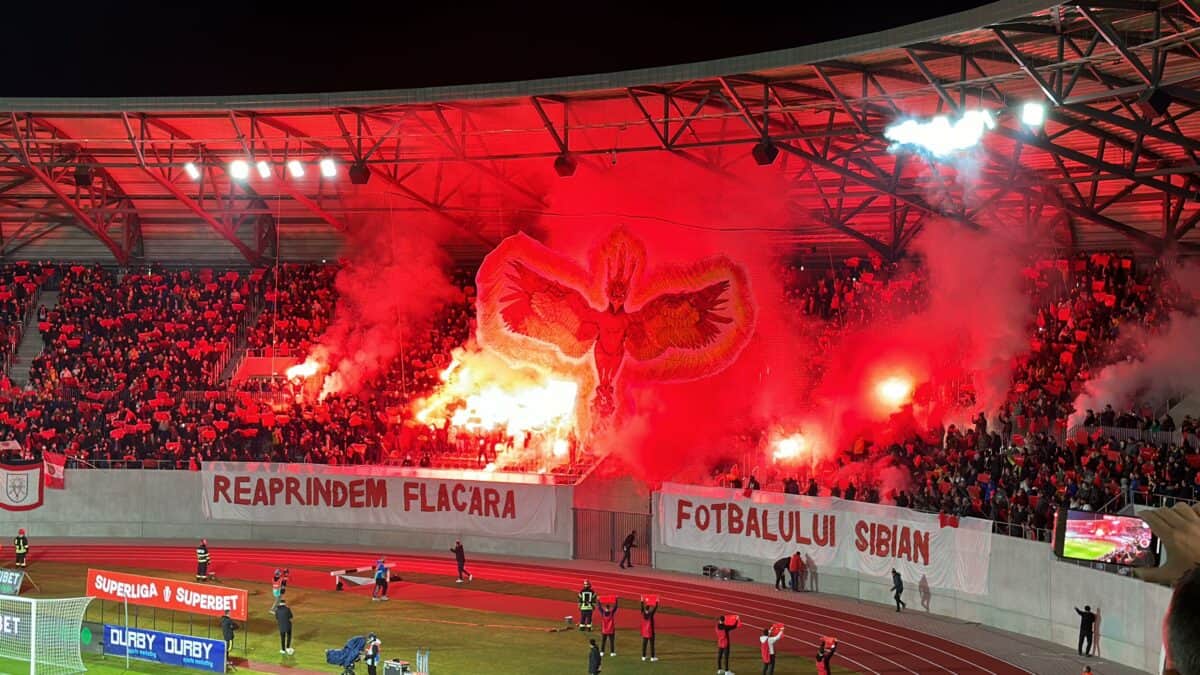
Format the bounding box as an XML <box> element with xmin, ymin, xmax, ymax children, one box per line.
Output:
<box><xmin>651</xmin><ymin>500</ymin><xmax>1171</xmax><ymax>673</ymax></box>
<box><xmin>0</xmin><ymin>470</ymin><xmax>575</xmax><ymax>559</ymax></box>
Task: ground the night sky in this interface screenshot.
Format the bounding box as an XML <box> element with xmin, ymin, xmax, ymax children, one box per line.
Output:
<box><xmin>2</xmin><ymin>2</ymin><xmax>990</xmax><ymax>97</ymax></box>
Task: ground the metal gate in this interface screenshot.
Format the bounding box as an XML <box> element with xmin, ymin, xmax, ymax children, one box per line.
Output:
<box><xmin>573</xmin><ymin>509</ymin><xmax>652</xmax><ymax>566</ymax></box>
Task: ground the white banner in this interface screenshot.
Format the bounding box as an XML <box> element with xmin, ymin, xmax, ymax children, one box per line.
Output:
<box><xmin>657</xmin><ymin>482</ymin><xmax>992</xmax><ymax>595</ymax></box>
<box><xmin>0</xmin><ymin>463</ymin><xmax>43</xmax><ymax>511</ymax></box>
<box><xmin>202</xmin><ymin>462</ymin><xmax>558</xmax><ymax>537</ymax></box>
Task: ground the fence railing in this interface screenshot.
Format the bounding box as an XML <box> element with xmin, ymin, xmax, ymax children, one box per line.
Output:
<box><xmin>1066</xmin><ymin>424</ymin><xmax>1188</xmax><ymax>446</ymax></box>
<box><xmin>573</xmin><ymin>509</ymin><xmax>652</xmax><ymax>565</ymax></box>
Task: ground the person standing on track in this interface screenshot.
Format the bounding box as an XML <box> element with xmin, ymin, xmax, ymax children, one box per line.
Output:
<box><xmin>364</xmin><ymin>632</ymin><xmax>382</xmax><ymax>675</ymax></box>
<box><xmin>772</xmin><ymin>556</ymin><xmax>789</xmax><ymax>591</ymax></box>
<box><xmin>451</xmin><ymin>540</ymin><xmax>473</xmax><ymax>583</ymax></box>
<box><xmin>890</xmin><ymin>569</ymin><xmax>906</xmax><ymax>612</ymax></box>
<box><xmin>578</xmin><ymin>580</ymin><xmax>597</xmax><ymax>631</ymax></box>
<box><xmin>1075</xmin><ymin>605</ymin><xmax>1096</xmax><ymax>656</ymax></box>
<box><xmin>815</xmin><ymin>638</ymin><xmax>837</xmax><ymax>675</ymax></box>
<box><xmin>788</xmin><ymin>552</ymin><xmax>802</xmax><ymax>592</ymax></box>
<box><xmin>372</xmin><ymin>559</ymin><xmax>390</xmax><ymax>601</ymax></box>
<box><xmin>220</xmin><ymin>609</ymin><xmax>238</xmax><ymax>652</ymax></box>
<box><xmin>588</xmin><ymin>638</ymin><xmax>603</xmax><ymax>675</ymax></box>
<box><xmin>13</xmin><ymin>529</ymin><xmax>28</xmax><ymax>568</ymax></box>
<box><xmin>275</xmin><ymin>598</ymin><xmax>294</xmax><ymax>656</ymax></box>
<box><xmin>195</xmin><ymin>539</ymin><xmax>211</xmax><ymax>582</ymax></box>
<box><xmin>640</xmin><ymin>598</ymin><xmax>658</xmax><ymax>662</ymax></box>
<box><xmin>619</xmin><ymin>530</ymin><xmax>637</xmax><ymax>569</ymax></box>
<box><xmin>598</xmin><ymin>599</ymin><xmax>617</xmax><ymax>656</ymax></box>
<box><xmin>759</xmin><ymin>625</ymin><xmax>783</xmax><ymax>675</ymax></box>
<box><xmin>715</xmin><ymin>614</ymin><xmax>738</xmax><ymax>674</ymax></box>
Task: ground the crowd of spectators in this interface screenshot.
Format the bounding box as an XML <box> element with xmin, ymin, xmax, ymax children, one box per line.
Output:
<box><xmin>245</xmin><ymin>264</ymin><xmax>338</xmax><ymax>355</ymax></box>
<box><xmin>2</xmin><ymin>251</ymin><xmax>1198</xmax><ymax>507</ymax></box>
<box><xmin>740</xmin><ymin>252</ymin><xmax>1200</xmax><ymax>540</ymax></box>
<box><xmin>0</xmin><ymin>262</ymin><xmax>565</xmax><ymax>474</ymax></box>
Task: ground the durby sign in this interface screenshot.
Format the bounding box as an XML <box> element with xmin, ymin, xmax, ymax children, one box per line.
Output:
<box><xmin>202</xmin><ymin>462</ymin><xmax>558</xmax><ymax>536</ymax></box>
<box><xmin>657</xmin><ymin>483</ymin><xmax>992</xmax><ymax>594</ymax></box>
<box><xmin>87</xmin><ymin>569</ymin><xmax>248</xmax><ymax>621</ymax></box>
<box><xmin>104</xmin><ymin>625</ymin><xmax>226</xmax><ymax>673</ymax></box>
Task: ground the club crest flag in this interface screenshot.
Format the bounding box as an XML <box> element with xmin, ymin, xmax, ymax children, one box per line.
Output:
<box><xmin>0</xmin><ymin>463</ymin><xmax>44</xmax><ymax>511</ymax></box>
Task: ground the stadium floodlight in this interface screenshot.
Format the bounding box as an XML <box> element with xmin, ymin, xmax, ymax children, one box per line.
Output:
<box><xmin>884</xmin><ymin>109</ymin><xmax>996</xmax><ymax>157</ymax></box>
<box><xmin>256</xmin><ymin>160</ymin><xmax>272</xmax><ymax>179</ymax></box>
<box><xmin>0</xmin><ymin>595</ymin><xmax>93</xmax><ymax>675</ymax></box>
<box><xmin>287</xmin><ymin>159</ymin><xmax>305</xmax><ymax>178</ymax></box>
<box><xmin>229</xmin><ymin>159</ymin><xmax>250</xmax><ymax>181</ymax></box>
<box><xmin>1020</xmin><ymin>101</ymin><xmax>1046</xmax><ymax>128</ymax></box>
<box><xmin>319</xmin><ymin>157</ymin><xmax>337</xmax><ymax>178</ymax></box>
<box><xmin>184</xmin><ymin>162</ymin><xmax>202</xmax><ymax>180</ymax></box>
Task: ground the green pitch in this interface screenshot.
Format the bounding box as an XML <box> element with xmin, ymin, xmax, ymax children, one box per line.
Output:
<box><xmin>14</xmin><ymin>562</ymin><xmax>852</xmax><ymax>675</ymax></box>
<box><xmin>1063</xmin><ymin>538</ymin><xmax>1118</xmax><ymax>561</ymax></box>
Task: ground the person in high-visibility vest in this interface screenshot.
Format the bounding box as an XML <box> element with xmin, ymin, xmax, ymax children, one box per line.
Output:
<box><xmin>577</xmin><ymin>580</ymin><xmax>597</xmax><ymax>631</ymax></box>
<box><xmin>13</xmin><ymin>529</ymin><xmax>29</xmax><ymax>568</ymax></box>
<box><xmin>196</xmin><ymin>539</ymin><xmax>211</xmax><ymax>581</ymax></box>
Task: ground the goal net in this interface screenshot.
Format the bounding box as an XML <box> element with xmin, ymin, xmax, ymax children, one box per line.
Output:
<box><xmin>0</xmin><ymin>595</ymin><xmax>93</xmax><ymax>675</ymax></box>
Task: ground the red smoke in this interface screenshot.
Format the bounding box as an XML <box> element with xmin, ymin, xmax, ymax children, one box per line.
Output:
<box><xmin>308</xmin><ymin>149</ymin><xmax>1038</xmax><ymax>490</ymax></box>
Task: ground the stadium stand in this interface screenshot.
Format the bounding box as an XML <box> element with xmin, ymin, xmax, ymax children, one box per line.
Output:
<box><xmin>2</xmin><ymin>256</ymin><xmax>1197</xmax><ymax>535</ymax></box>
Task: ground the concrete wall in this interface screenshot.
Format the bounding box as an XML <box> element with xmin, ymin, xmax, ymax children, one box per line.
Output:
<box><xmin>652</xmin><ymin>506</ymin><xmax>1172</xmax><ymax>673</ymax></box>
<box><xmin>5</xmin><ymin>471</ymin><xmax>1171</xmax><ymax>672</ymax></box>
<box><xmin>0</xmin><ymin>470</ymin><xmax>574</xmax><ymax>559</ymax></box>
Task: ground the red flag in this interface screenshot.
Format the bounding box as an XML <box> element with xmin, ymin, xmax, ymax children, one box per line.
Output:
<box><xmin>43</xmin><ymin>451</ymin><xmax>66</xmax><ymax>489</ymax></box>
<box><xmin>938</xmin><ymin>512</ymin><xmax>959</xmax><ymax>528</ymax></box>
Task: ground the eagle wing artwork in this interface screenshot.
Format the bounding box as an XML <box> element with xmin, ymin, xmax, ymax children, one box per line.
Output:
<box><xmin>477</xmin><ymin>228</ymin><xmax>755</xmax><ymax>427</ymax></box>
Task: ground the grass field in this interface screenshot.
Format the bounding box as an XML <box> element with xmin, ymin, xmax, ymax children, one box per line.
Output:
<box><xmin>1063</xmin><ymin>538</ymin><xmax>1117</xmax><ymax>561</ymax></box>
<box><xmin>13</xmin><ymin>562</ymin><xmax>852</xmax><ymax>675</ymax></box>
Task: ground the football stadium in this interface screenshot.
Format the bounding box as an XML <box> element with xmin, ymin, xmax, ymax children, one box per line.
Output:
<box><xmin>0</xmin><ymin>1</ymin><xmax>1198</xmax><ymax>674</ymax></box>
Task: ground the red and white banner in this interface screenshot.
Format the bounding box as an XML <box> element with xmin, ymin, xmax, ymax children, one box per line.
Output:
<box><xmin>43</xmin><ymin>451</ymin><xmax>66</xmax><ymax>489</ymax></box>
<box><xmin>657</xmin><ymin>483</ymin><xmax>992</xmax><ymax>595</ymax></box>
<box><xmin>0</xmin><ymin>463</ymin><xmax>44</xmax><ymax>511</ymax></box>
<box><xmin>202</xmin><ymin>462</ymin><xmax>559</xmax><ymax>537</ymax></box>
<box><xmin>87</xmin><ymin>568</ymin><xmax>248</xmax><ymax>620</ymax></box>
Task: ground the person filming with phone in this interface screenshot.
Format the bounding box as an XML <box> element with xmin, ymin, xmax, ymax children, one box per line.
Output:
<box><xmin>1137</xmin><ymin>502</ymin><xmax>1200</xmax><ymax>675</ymax></box>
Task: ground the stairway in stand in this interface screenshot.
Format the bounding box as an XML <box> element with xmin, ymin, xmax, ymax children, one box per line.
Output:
<box><xmin>7</xmin><ymin>291</ymin><xmax>57</xmax><ymax>387</ymax></box>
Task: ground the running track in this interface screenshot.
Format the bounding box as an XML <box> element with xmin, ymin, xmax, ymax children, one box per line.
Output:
<box><xmin>29</xmin><ymin>545</ymin><xmax>1031</xmax><ymax>675</ymax></box>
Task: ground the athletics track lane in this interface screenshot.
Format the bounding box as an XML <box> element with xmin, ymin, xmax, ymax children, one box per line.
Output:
<box><xmin>28</xmin><ymin>545</ymin><xmax>1033</xmax><ymax>675</ymax></box>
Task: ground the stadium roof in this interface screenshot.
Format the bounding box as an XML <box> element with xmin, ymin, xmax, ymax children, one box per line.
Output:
<box><xmin>0</xmin><ymin>0</ymin><xmax>1198</xmax><ymax>265</ymax></box>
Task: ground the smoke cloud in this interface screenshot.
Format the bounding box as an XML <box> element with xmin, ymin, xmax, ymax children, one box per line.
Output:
<box><xmin>1069</xmin><ymin>261</ymin><xmax>1200</xmax><ymax>422</ymax></box>
<box><xmin>311</xmin><ymin>206</ymin><xmax>458</xmax><ymax>396</ymax></box>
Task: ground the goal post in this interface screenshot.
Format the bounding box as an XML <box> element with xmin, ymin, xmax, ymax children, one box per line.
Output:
<box><xmin>0</xmin><ymin>595</ymin><xmax>93</xmax><ymax>675</ymax></box>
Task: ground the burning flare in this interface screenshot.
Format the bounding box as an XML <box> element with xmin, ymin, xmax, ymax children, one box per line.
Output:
<box><xmin>414</xmin><ymin>346</ymin><xmax>580</xmax><ymax>470</ymax></box>
<box><xmin>285</xmin><ymin>357</ymin><xmax>321</xmax><ymax>381</ymax></box>
<box><xmin>772</xmin><ymin>433</ymin><xmax>807</xmax><ymax>462</ymax></box>
<box><xmin>875</xmin><ymin>375</ymin><xmax>914</xmax><ymax>409</ymax></box>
